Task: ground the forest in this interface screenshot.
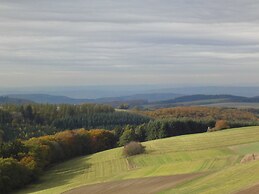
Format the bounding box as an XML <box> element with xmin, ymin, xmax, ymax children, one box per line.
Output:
<box><xmin>0</xmin><ymin>104</ymin><xmax>150</xmax><ymax>142</ymax></box>
<box><xmin>138</xmin><ymin>106</ymin><xmax>258</xmax><ymax>121</ymax></box>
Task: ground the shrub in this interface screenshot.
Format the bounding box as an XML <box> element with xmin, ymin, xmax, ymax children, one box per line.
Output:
<box><xmin>118</xmin><ymin>103</ymin><xmax>129</xmax><ymax>110</ymax></box>
<box><xmin>123</xmin><ymin>141</ymin><xmax>145</xmax><ymax>157</ymax></box>
<box><xmin>0</xmin><ymin>158</ymin><xmax>32</xmax><ymax>193</ymax></box>
<box><xmin>208</xmin><ymin>120</ymin><xmax>230</xmax><ymax>132</ymax></box>
<box><xmin>214</xmin><ymin>120</ymin><xmax>229</xmax><ymax>130</ymax></box>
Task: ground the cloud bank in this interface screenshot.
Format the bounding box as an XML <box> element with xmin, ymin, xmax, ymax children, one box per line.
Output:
<box><xmin>0</xmin><ymin>0</ymin><xmax>259</xmax><ymax>87</ymax></box>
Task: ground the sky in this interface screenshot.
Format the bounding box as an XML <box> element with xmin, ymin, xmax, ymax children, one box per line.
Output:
<box><xmin>0</xmin><ymin>0</ymin><xmax>259</xmax><ymax>88</ymax></box>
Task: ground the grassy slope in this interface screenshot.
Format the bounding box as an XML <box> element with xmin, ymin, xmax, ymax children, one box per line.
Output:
<box><xmin>17</xmin><ymin>126</ymin><xmax>259</xmax><ymax>194</ymax></box>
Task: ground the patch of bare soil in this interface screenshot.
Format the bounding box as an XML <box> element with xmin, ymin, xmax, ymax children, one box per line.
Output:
<box><xmin>240</xmin><ymin>153</ymin><xmax>259</xmax><ymax>163</ymax></box>
<box><xmin>63</xmin><ymin>173</ymin><xmax>202</xmax><ymax>194</ymax></box>
<box><xmin>235</xmin><ymin>183</ymin><xmax>259</xmax><ymax>194</ymax></box>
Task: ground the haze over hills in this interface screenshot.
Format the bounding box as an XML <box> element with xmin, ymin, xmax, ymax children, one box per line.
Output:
<box><xmin>158</xmin><ymin>95</ymin><xmax>259</xmax><ymax>104</ymax></box>
<box><xmin>149</xmin><ymin>86</ymin><xmax>259</xmax><ymax>98</ymax></box>
<box><xmin>7</xmin><ymin>94</ymin><xmax>86</xmax><ymax>104</ymax></box>
<box><xmin>4</xmin><ymin>93</ymin><xmax>259</xmax><ymax>109</ymax></box>
<box><xmin>7</xmin><ymin>93</ymin><xmax>181</xmax><ymax>105</ymax></box>
<box><xmin>0</xmin><ymin>96</ymin><xmax>34</xmax><ymax>105</ymax></box>
<box><xmin>149</xmin><ymin>94</ymin><xmax>259</xmax><ymax>109</ymax></box>
<box><xmin>0</xmin><ymin>85</ymin><xmax>164</xmax><ymax>99</ymax></box>
<box><xmin>1</xmin><ymin>86</ymin><xmax>259</xmax><ymax>99</ymax></box>
<box><xmin>2</xmin><ymin>86</ymin><xmax>259</xmax><ymax>108</ymax></box>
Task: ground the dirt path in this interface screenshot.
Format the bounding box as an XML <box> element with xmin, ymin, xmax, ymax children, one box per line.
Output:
<box><xmin>63</xmin><ymin>173</ymin><xmax>202</xmax><ymax>194</ymax></box>
<box><xmin>235</xmin><ymin>183</ymin><xmax>259</xmax><ymax>194</ymax></box>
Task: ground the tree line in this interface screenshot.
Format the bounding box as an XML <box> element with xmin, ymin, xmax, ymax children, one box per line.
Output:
<box><xmin>116</xmin><ymin>118</ymin><xmax>259</xmax><ymax>146</ymax></box>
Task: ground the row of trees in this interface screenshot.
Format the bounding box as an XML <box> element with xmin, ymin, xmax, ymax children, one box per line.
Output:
<box><xmin>116</xmin><ymin>119</ymin><xmax>214</xmax><ymax>146</ymax></box>
<box><xmin>0</xmin><ymin>129</ymin><xmax>116</xmax><ymax>193</ymax></box>
<box><xmin>116</xmin><ymin>118</ymin><xmax>259</xmax><ymax>146</ymax></box>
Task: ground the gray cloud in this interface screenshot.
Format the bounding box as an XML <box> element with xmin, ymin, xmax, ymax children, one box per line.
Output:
<box><xmin>0</xmin><ymin>0</ymin><xmax>259</xmax><ymax>87</ymax></box>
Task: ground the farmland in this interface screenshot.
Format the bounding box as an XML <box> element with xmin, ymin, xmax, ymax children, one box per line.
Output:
<box><xmin>17</xmin><ymin>126</ymin><xmax>259</xmax><ymax>194</ymax></box>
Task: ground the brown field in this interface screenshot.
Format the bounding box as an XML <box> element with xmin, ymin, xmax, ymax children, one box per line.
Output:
<box><xmin>235</xmin><ymin>183</ymin><xmax>259</xmax><ymax>194</ymax></box>
<box><xmin>63</xmin><ymin>173</ymin><xmax>202</xmax><ymax>194</ymax></box>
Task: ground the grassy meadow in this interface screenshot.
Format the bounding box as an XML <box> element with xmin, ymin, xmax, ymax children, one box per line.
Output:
<box><xmin>17</xmin><ymin>126</ymin><xmax>259</xmax><ymax>194</ymax></box>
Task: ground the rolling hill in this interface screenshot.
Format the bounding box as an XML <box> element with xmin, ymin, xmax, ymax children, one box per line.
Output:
<box><xmin>148</xmin><ymin>94</ymin><xmax>259</xmax><ymax>108</ymax></box>
<box><xmin>2</xmin><ymin>86</ymin><xmax>259</xmax><ymax>99</ymax></box>
<box><xmin>17</xmin><ymin>126</ymin><xmax>259</xmax><ymax>194</ymax></box>
<box><xmin>150</xmin><ymin>86</ymin><xmax>259</xmax><ymax>98</ymax></box>
<box><xmin>7</xmin><ymin>93</ymin><xmax>259</xmax><ymax>108</ymax></box>
<box><xmin>7</xmin><ymin>93</ymin><xmax>181</xmax><ymax>105</ymax></box>
<box><xmin>0</xmin><ymin>96</ymin><xmax>33</xmax><ymax>104</ymax></box>
<box><xmin>7</xmin><ymin>94</ymin><xmax>87</xmax><ymax>104</ymax></box>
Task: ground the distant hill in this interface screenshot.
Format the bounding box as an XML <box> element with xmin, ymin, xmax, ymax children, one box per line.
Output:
<box><xmin>242</xmin><ymin>96</ymin><xmax>259</xmax><ymax>103</ymax></box>
<box><xmin>7</xmin><ymin>93</ymin><xmax>181</xmax><ymax>105</ymax></box>
<box><xmin>2</xmin><ymin>86</ymin><xmax>259</xmax><ymax>99</ymax></box>
<box><xmin>8</xmin><ymin>94</ymin><xmax>87</xmax><ymax>104</ymax></box>
<box><xmin>149</xmin><ymin>86</ymin><xmax>259</xmax><ymax>97</ymax></box>
<box><xmin>0</xmin><ymin>96</ymin><xmax>33</xmax><ymax>104</ymax></box>
<box><xmin>160</xmin><ymin>95</ymin><xmax>246</xmax><ymax>104</ymax></box>
<box><xmin>148</xmin><ymin>94</ymin><xmax>259</xmax><ymax>108</ymax></box>
<box><xmin>6</xmin><ymin>93</ymin><xmax>259</xmax><ymax>108</ymax></box>
<box><xmin>93</xmin><ymin>93</ymin><xmax>181</xmax><ymax>103</ymax></box>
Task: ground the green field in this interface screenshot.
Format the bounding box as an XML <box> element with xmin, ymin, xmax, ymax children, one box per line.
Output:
<box><xmin>17</xmin><ymin>126</ymin><xmax>259</xmax><ymax>194</ymax></box>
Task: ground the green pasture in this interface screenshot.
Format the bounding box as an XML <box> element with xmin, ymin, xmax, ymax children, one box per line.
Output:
<box><xmin>17</xmin><ymin>126</ymin><xmax>259</xmax><ymax>194</ymax></box>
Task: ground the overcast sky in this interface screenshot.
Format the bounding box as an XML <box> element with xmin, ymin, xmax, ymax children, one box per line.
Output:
<box><xmin>1</xmin><ymin>0</ymin><xmax>259</xmax><ymax>87</ymax></box>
